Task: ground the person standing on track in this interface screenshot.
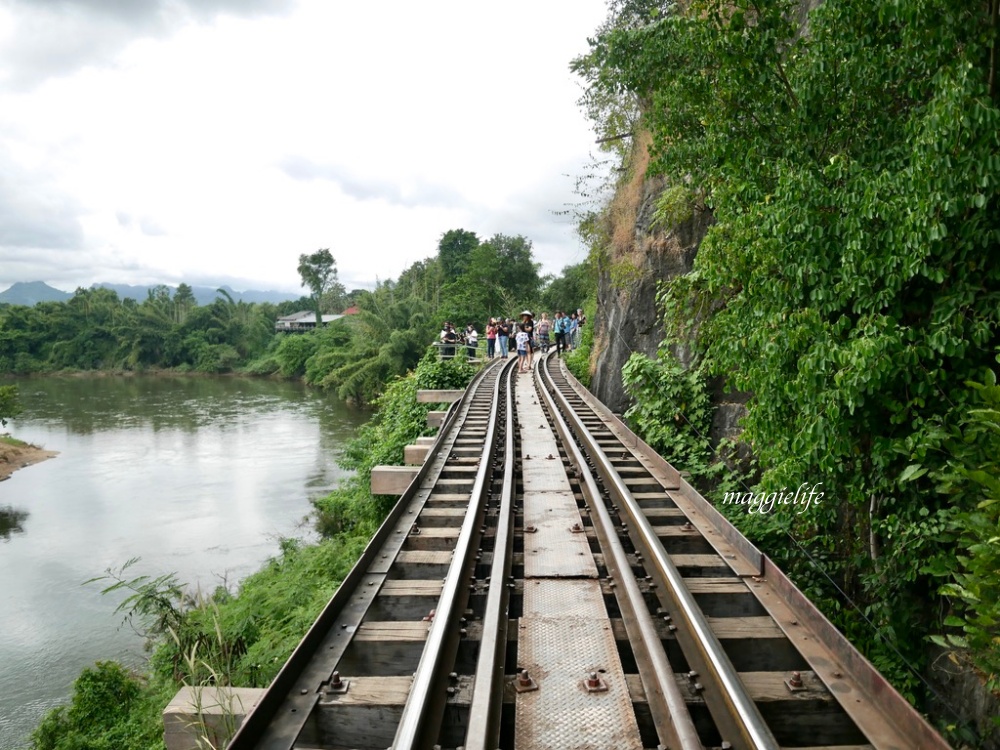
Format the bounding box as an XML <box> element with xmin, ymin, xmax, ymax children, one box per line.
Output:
<box><xmin>537</xmin><ymin>312</ymin><xmax>551</xmax><ymax>353</ymax></box>
<box><xmin>465</xmin><ymin>323</ymin><xmax>478</xmax><ymax>359</ymax></box>
<box><xmin>554</xmin><ymin>311</ymin><xmax>568</xmax><ymax>356</ymax></box>
<box><xmin>486</xmin><ymin>318</ymin><xmax>497</xmax><ymax>360</ymax></box>
<box><xmin>497</xmin><ymin>318</ymin><xmax>509</xmax><ymax>358</ymax></box>
<box><xmin>519</xmin><ymin>310</ymin><xmax>535</xmax><ymax>370</ymax></box>
<box><xmin>515</xmin><ymin>327</ymin><xmax>530</xmax><ymax>373</ymax></box>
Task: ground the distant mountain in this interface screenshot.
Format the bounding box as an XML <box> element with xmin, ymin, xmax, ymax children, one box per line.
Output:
<box><xmin>92</xmin><ymin>283</ymin><xmax>301</xmax><ymax>306</ymax></box>
<box><xmin>0</xmin><ymin>281</ymin><xmax>303</xmax><ymax>307</ymax></box>
<box><xmin>0</xmin><ymin>281</ymin><xmax>72</xmax><ymax>306</ymax></box>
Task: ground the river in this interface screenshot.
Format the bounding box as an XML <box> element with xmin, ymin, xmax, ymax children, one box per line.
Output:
<box><xmin>0</xmin><ymin>375</ymin><xmax>367</xmax><ymax>749</ymax></box>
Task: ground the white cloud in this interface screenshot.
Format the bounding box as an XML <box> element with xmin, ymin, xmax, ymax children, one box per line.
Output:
<box><xmin>0</xmin><ymin>0</ymin><xmax>608</xmax><ymax>294</ymax></box>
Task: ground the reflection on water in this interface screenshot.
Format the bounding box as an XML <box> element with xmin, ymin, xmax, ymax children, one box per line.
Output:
<box><xmin>0</xmin><ymin>375</ymin><xmax>367</xmax><ymax>749</ymax></box>
<box><xmin>14</xmin><ymin>375</ymin><xmax>350</xmax><ymax>434</ymax></box>
<box><xmin>0</xmin><ymin>506</ymin><xmax>28</xmax><ymax>540</ymax></box>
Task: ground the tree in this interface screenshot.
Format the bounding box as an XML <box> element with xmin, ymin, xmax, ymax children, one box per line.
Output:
<box><xmin>173</xmin><ymin>283</ymin><xmax>196</xmax><ymax>325</ymax></box>
<box><xmin>437</xmin><ymin>229</ymin><xmax>479</xmax><ymax>283</ymax></box>
<box><xmin>541</xmin><ymin>261</ymin><xmax>595</xmax><ymax>314</ymax></box>
<box><xmin>298</xmin><ymin>249</ymin><xmax>345</xmax><ymax>327</ymax></box>
<box><xmin>580</xmin><ymin>0</ymin><xmax>1000</xmax><ymax>697</ymax></box>
<box><xmin>0</xmin><ymin>385</ymin><xmax>20</xmax><ymax>427</ymax></box>
<box><xmin>437</xmin><ymin>233</ymin><xmax>543</xmax><ymax>325</ymax></box>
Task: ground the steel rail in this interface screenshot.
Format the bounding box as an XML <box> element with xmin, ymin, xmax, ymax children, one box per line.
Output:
<box><xmin>536</xmin><ymin>355</ymin><xmax>704</xmax><ymax>750</ymax></box>
<box><xmin>557</xmin><ymin>360</ymin><xmax>955</xmax><ymax>750</ymax></box>
<box><xmin>463</xmin><ymin>363</ymin><xmax>517</xmax><ymax>750</ymax></box>
<box><xmin>391</xmin><ymin>356</ymin><xmax>516</xmax><ymax>749</ymax></box>
<box><xmin>227</xmin><ymin>359</ymin><xmax>498</xmax><ymax>750</ymax></box>
<box><xmin>543</xmin><ymin>356</ymin><xmax>782</xmax><ymax>750</ymax></box>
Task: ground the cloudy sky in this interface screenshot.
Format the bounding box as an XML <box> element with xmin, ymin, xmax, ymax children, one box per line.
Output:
<box><xmin>0</xmin><ymin>0</ymin><xmax>609</xmax><ymax>295</ymax></box>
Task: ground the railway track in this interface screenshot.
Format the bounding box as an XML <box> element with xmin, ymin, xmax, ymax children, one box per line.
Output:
<box><xmin>228</xmin><ymin>353</ymin><xmax>951</xmax><ymax>750</ymax></box>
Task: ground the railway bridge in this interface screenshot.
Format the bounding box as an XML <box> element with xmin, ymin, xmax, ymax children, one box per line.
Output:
<box><xmin>218</xmin><ymin>353</ymin><xmax>950</xmax><ymax>750</ymax></box>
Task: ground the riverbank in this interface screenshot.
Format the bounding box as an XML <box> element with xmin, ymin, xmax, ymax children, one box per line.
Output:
<box><xmin>1</xmin><ymin>376</ymin><xmax>369</xmax><ymax>750</ymax></box>
<box><xmin>0</xmin><ymin>435</ymin><xmax>57</xmax><ymax>481</ymax></box>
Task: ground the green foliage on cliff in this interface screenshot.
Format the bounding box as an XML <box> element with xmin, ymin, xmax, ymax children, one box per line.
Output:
<box><xmin>564</xmin><ymin>299</ymin><xmax>596</xmax><ymax>386</ymax></box>
<box><xmin>621</xmin><ymin>352</ymin><xmax>715</xmax><ymax>480</ymax></box>
<box><xmin>577</xmin><ymin>0</ymin><xmax>1000</xmax><ymax>709</ymax></box>
<box><xmin>911</xmin><ymin>373</ymin><xmax>1000</xmax><ymax>692</ymax></box>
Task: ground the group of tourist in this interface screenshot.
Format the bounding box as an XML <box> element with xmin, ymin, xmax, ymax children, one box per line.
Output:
<box><xmin>439</xmin><ymin>309</ymin><xmax>586</xmax><ymax>372</ymax></box>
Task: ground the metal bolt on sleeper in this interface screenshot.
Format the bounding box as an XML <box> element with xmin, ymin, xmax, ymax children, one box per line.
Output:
<box><xmin>785</xmin><ymin>670</ymin><xmax>806</xmax><ymax>692</ymax></box>
<box><xmin>515</xmin><ymin>669</ymin><xmax>538</xmax><ymax>693</ymax></box>
<box><xmin>584</xmin><ymin>671</ymin><xmax>608</xmax><ymax>692</ymax></box>
<box><xmin>327</xmin><ymin>670</ymin><xmax>349</xmax><ymax>694</ymax></box>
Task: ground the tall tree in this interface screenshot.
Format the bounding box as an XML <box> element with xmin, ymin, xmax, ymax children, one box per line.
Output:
<box><xmin>541</xmin><ymin>261</ymin><xmax>595</xmax><ymax>314</ymax></box>
<box><xmin>437</xmin><ymin>229</ymin><xmax>479</xmax><ymax>283</ymax></box>
<box><xmin>173</xmin><ymin>283</ymin><xmax>196</xmax><ymax>325</ymax></box>
<box><xmin>297</xmin><ymin>249</ymin><xmax>344</xmax><ymax>327</ymax></box>
<box><xmin>439</xmin><ymin>233</ymin><xmax>543</xmax><ymax>325</ymax></box>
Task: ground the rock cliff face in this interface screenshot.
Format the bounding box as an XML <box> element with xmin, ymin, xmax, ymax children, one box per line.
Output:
<box><xmin>588</xmin><ymin>180</ymin><xmax>749</xmax><ymax>445</ymax></box>
<box><xmin>590</xmin><ymin>176</ymin><xmax>708</xmax><ymax>413</ymax></box>
<box><xmin>589</xmin><ymin>0</ymin><xmax>827</xmax><ymax>436</ymax></box>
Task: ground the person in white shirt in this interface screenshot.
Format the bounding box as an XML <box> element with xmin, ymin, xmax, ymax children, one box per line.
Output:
<box><xmin>515</xmin><ymin>329</ymin><xmax>530</xmax><ymax>372</ymax></box>
<box><xmin>465</xmin><ymin>324</ymin><xmax>478</xmax><ymax>359</ymax></box>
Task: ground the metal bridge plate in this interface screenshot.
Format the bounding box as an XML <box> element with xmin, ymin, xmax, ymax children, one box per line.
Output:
<box><xmin>516</xmin><ymin>579</ymin><xmax>643</xmax><ymax>750</ymax></box>
<box><xmin>517</xmin><ymin>376</ymin><xmax>595</xmax><ymax>578</ymax></box>
<box><xmin>522</xmin><ymin>490</ymin><xmax>597</xmax><ymax>579</ymax></box>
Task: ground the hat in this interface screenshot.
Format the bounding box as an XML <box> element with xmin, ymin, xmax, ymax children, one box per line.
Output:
<box><xmin>520</xmin><ymin>310</ymin><xmax>533</xmax><ymax>318</ymax></box>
